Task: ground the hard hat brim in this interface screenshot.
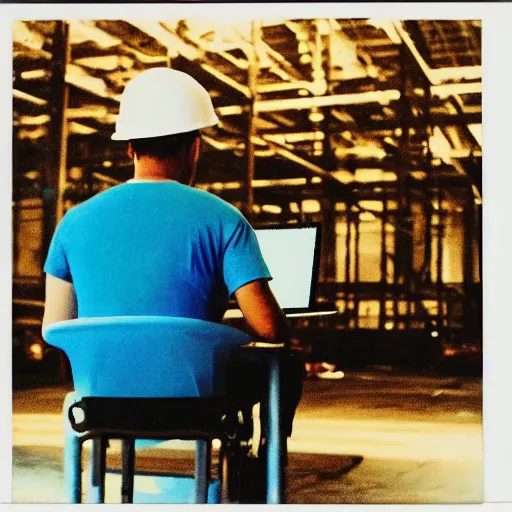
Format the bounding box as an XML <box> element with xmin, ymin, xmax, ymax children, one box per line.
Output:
<box><xmin>111</xmin><ymin>115</ymin><xmax>219</xmax><ymax>141</ymax></box>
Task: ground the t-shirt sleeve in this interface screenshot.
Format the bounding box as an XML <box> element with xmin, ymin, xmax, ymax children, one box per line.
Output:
<box><xmin>44</xmin><ymin>219</ymin><xmax>72</xmax><ymax>283</ymax></box>
<box><xmin>223</xmin><ymin>218</ymin><xmax>271</xmax><ymax>296</ymax></box>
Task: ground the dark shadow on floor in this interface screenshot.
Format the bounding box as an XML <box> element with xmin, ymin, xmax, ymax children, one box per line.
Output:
<box><xmin>288</xmin><ymin>452</ymin><xmax>364</xmax><ymax>498</ymax></box>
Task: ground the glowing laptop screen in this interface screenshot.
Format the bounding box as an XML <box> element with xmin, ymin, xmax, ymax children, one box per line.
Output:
<box><xmin>255</xmin><ymin>225</ymin><xmax>320</xmax><ymax>311</ymax></box>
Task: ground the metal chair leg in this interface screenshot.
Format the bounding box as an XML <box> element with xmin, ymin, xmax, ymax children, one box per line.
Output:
<box><xmin>89</xmin><ymin>437</ymin><xmax>107</xmax><ymax>503</ymax></box>
<box><xmin>195</xmin><ymin>439</ymin><xmax>211</xmax><ymax>503</ymax></box>
<box><xmin>121</xmin><ymin>438</ymin><xmax>135</xmax><ymax>503</ymax></box>
<box><xmin>219</xmin><ymin>442</ymin><xmax>230</xmax><ymax>504</ymax></box>
<box><xmin>63</xmin><ymin>392</ymin><xmax>82</xmax><ymax>503</ymax></box>
<box><xmin>64</xmin><ymin>431</ymin><xmax>82</xmax><ymax>503</ymax></box>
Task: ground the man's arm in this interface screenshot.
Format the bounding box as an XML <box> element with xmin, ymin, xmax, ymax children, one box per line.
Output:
<box><xmin>42</xmin><ymin>274</ymin><xmax>78</xmax><ymax>333</ymax></box>
<box><xmin>234</xmin><ymin>279</ymin><xmax>290</xmax><ymax>344</ymax></box>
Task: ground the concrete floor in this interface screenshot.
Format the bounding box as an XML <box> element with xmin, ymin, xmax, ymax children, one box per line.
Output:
<box><xmin>12</xmin><ymin>371</ymin><xmax>483</xmax><ymax>504</ymax></box>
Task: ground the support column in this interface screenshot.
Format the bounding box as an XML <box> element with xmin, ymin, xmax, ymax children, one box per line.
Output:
<box><xmin>316</xmin><ymin>19</ymin><xmax>337</xmax><ymax>304</ymax></box>
<box><xmin>12</xmin><ymin>125</ymin><xmax>21</xmax><ymax>278</ymax></box>
<box><xmin>354</xmin><ymin>210</ymin><xmax>360</xmax><ymax>328</ymax></box>
<box><xmin>319</xmin><ymin>197</ymin><xmax>336</xmax><ymax>287</ymax></box>
<box><xmin>345</xmin><ymin>205</ymin><xmax>352</xmax><ymax>326</ymax></box>
<box><xmin>244</xmin><ymin>21</ymin><xmax>260</xmax><ymax>223</ymax></box>
<box><xmin>394</xmin><ymin>42</ymin><xmax>414</xmax><ymax>328</ymax></box>
<box><xmin>463</xmin><ymin>184</ymin><xmax>475</xmax><ymax>338</ymax></box>
<box><xmin>435</xmin><ymin>190</ymin><xmax>444</xmax><ymax>327</ymax></box>
<box><xmin>42</xmin><ymin>21</ymin><xmax>70</xmax><ymax>259</ymax></box>
<box><xmin>379</xmin><ymin>195</ymin><xmax>388</xmax><ymax>329</ymax></box>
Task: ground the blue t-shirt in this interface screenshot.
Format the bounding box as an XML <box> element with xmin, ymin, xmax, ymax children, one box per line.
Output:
<box><xmin>44</xmin><ymin>182</ymin><xmax>271</xmax><ymax>321</ymax></box>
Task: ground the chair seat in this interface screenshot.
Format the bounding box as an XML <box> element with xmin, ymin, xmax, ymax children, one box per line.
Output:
<box><xmin>42</xmin><ymin>317</ymin><xmax>255</xmax><ymax>504</ymax></box>
<box><xmin>68</xmin><ymin>396</ymin><xmax>234</xmax><ymax>439</ymax></box>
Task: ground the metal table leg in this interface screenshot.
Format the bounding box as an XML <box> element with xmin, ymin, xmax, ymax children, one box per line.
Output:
<box><xmin>267</xmin><ymin>352</ymin><xmax>281</xmax><ymax>504</ymax></box>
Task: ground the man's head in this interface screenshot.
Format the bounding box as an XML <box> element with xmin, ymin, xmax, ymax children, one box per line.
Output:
<box><xmin>112</xmin><ymin>68</ymin><xmax>218</xmax><ymax>184</ymax></box>
<box><xmin>127</xmin><ymin>130</ymin><xmax>201</xmax><ymax>184</ymax></box>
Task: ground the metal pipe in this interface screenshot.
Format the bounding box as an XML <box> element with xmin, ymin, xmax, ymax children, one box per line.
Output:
<box><xmin>216</xmin><ymin>82</ymin><xmax>479</xmax><ymax>117</ymax></box>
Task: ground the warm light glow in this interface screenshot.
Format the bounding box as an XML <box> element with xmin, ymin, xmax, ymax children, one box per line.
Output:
<box><xmin>24</xmin><ymin>171</ymin><xmax>40</xmax><ymax>180</ymax></box>
<box><xmin>262</xmin><ymin>204</ymin><xmax>282</xmax><ymax>214</ymax></box>
<box><xmin>302</xmin><ymin>199</ymin><xmax>321</xmax><ymax>213</ymax></box>
<box><xmin>355</xmin><ymin>169</ymin><xmax>397</xmax><ymax>183</ymax></box>
<box><xmin>69</xmin><ymin>122</ymin><xmax>97</xmax><ymax>135</ymax></box>
<box><xmin>29</xmin><ymin>343</ymin><xmax>43</xmax><ymax>360</ymax></box>
<box><xmin>68</xmin><ymin>167</ymin><xmax>83</xmax><ymax>181</ymax></box>
<box><xmin>20</xmin><ymin>69</ymin><xmax>47</xmax><ymax>80</ymax></box>
<box><xmin>66</xmin><ymin>64</ymin><xmax>110</xmax><ymax>98</ymax></box>
<box><xmin>431</xmin><ymin>82</ymin><xmax>482</xmax><ymax>99</ymax></box>
<box><xmin>359</xmin><ymin>200</ymin><xmax>383</xmax><ymax>212</ymax></box>
<box><xmin>367</xmin><ymin>19</ymin><xmax>402</xmax><ymax>44</ymax></box>
<box><xmin>316</xmin><ymin>19</ymin><xmax>331</xmax><ymax>36</ymax></box>
<box><xmin>69</xmin><ymin>20</ymin><xmax>122</xmax><ymax>49</ymax></box>
<box><xmin>431</xmin><ymin>331</ymin><xmax>439</xmax><ymax>338</ymax></box>
<box><xmin>384</xmin><ymin>321</ymin><xmax>394</xmax><ymax>330</ymax></box>
<box><xmin>300</xmin><ymin>54</ymin><xmax>313</xmax><ymax>65</ymax></box>
<box><xmin>467</xmin><ymin>124</ymin><xmax>482</xmax><ymax>147</ymax></box>
<box><xmin>13</xmin><ymin>20</ymin><xmax>46</xmax><ymax>51</ymax></box>
<box><xmin>253</xmin><ymin>178</ymin><xmax>307</xmax><ymax>188</ymax></box>
<box><xmin>289</xmin><ymin>202</ymin><xmax>300</xmax><ymax>214</ymax></box>
<box><xmin>429</xmin><ymin>127</ymin><xmax>452</xmax><ymax>163</ymax></box>
<box><xmin>472</xmin><ymin>185</ymin><xmax>482</xmax><ymax>205</ymax></box>
<box><xmin>13</xmin><ymin>89</ymin><xmax>47</xmax><ymax>106</ymax></box>
<box><xmin>298</xmin><ymin>41</ymin><xmax>309</xmax><ymax>54</ymax></box>
<box><xmin>18</xmin><ymin>115</ymin><xmax>50</xmax><ymax>126</ymax></box>
<box><xmin>359</xmin><ymin>211</ymin><xmax>376</xmax><ymax>222</ymax></box>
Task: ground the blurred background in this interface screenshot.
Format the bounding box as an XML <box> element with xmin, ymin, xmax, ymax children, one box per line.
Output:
<box><xmin>11</xmin><ymin>17</ymin><xmax>483</xmax><ymax>505</ymax></box>
<box><xmin>12</xmin><ymin>18</ymin><xmax>482</xmax><ymax>386</ymax></box>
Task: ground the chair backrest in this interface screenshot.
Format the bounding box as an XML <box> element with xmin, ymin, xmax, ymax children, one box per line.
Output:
<box><xmin>43</xmin><ymin>316</ymin><xmax>251</xmax><ymax>399</ymax></box>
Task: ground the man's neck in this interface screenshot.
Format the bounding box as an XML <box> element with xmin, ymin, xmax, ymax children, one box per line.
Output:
<box><xmin>133</xmin><ymin>158</ymin><xmax>185</xmax><ymax>183</ymax></box>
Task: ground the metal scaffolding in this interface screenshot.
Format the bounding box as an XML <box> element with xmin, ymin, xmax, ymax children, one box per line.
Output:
<box><xmin>12</xmin><ymin>18</ymin><xmax>483</xmax><ymax>371</ymax></box>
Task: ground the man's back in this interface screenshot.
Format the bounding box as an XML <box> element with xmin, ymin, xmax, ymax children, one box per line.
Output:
<box><xmin>44</xmin><ymin>181</ymin><xmax>270</xmax><ymax>321</ymax></box>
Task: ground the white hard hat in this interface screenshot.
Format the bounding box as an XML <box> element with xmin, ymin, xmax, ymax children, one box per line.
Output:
<box><xmin>112</xmin><ymin>68</ymin><xmax>219</xmax><ymax>140</ymax></box>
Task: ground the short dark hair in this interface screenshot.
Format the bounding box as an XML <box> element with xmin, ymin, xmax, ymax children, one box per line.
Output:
<box><xmin>130</xmin><ymin>130</ymin><xmax>200</xmax><ymax>159</ymax></box>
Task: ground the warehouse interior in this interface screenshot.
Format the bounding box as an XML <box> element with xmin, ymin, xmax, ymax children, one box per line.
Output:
<box><xmin>12</xmin><ymin>18</ymin><xmax>482</xmax><ymax>383</ymax></box>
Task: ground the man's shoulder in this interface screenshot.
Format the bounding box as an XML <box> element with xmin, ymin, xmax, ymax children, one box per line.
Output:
<box><xmin>59</xmin><ymin>185</ymin><xmax>125</xmax><ymax>225</ymax></box>
<box><xmin>62</xmin><ymin>182</ymin><xmax>247</xmax><ymax>226</ymax></box>
<box><xmin>182</xmin><ymin>185</ymin><xmax>246</xmax><ymax>220</ymax></box>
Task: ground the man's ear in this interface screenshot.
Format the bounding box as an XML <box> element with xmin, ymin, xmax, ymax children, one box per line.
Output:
<box><xmin>127</xmin><ymin>142</ymin><xmax>134</xmax><ymax>160</ymax></box>
<box><xmin>189</xmin><ymin>136</ymin><xmax>201</xmax><ymax>167</ymax></box>
<box><xmin>187</xmin><ymin>137</ymin><xmax>201</xmax><ymax>186</ymax></box>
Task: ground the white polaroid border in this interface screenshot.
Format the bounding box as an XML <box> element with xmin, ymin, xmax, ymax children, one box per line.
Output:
<box><xmin>2</xmin><ymin>1</ymin><xmax>510</xmax><ymax>508</ymax></box>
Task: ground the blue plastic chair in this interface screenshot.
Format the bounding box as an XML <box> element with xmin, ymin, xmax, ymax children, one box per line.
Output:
<box><xmin>43</xmin><ymin>316</ymin><xmax>251</xmax><ymax>504</ymax></box>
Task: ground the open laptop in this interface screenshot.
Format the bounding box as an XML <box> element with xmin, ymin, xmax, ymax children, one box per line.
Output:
<box><xmin>224</xmin><ymin>223</ymin><xmax>338</xmax><ymax>319</ymax></box>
